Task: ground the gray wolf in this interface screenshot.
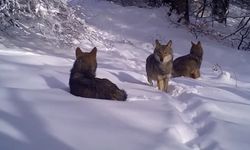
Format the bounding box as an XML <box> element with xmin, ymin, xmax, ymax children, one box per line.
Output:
<box><xmin>172</xmin><ymin>41</ymin><xmax>203</xmax><ymax>79</ymax></box>
<box><xmin>146</xmin><ymin>40</ymin><xmax>173</xmax><ymax>92</ymax></box>
<box><xmin>69</xmin><ymin>47</ymin><xmax>127</xmax><ymax>101</ymax></box>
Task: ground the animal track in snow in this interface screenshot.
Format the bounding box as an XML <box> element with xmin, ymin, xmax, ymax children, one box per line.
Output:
<box><xmin>168</xmin><ymin>81</ymin><xmax>218</xmax><ymax>150</ymax></box>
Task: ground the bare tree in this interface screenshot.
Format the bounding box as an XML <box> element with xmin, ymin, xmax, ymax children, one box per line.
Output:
<box><xmin>223</xmin><ymin>16</ymin><xmax>250</xmax><ymax>50</ymax></box>
<box><xmin>212</xmin><ymin>0</ymin><xmax>229</xmax><ymax>24</ymax></box>
<box><xmin>0</xmin><ymin>0</ymin><xmax>88</xmax><ymax>47</ymax></box>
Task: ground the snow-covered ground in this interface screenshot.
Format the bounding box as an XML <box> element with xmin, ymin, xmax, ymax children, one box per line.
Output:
<box><xmin>1</xmin><ymin>0</ymin><xmax>250</xmax><ymax>150</ymax></box>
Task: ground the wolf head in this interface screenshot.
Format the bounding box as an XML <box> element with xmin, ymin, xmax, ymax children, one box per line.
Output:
<box><xmin>190</xmin><ymin>41</ymin><xmax>203</xmax><ymax>59</ymax></box>
<box><xmin>72</xmin><ymin>47</ymin><xmax>97</xmax><ymax>78</ymax></box>
<box><xmin>154</xmin><ymin>40</ymin><xmax>173</xmax><ymax>63</ymax></box>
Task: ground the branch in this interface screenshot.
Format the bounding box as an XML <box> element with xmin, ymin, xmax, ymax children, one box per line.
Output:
<box><xmin>222</xmin><ymin>17</ymin><xmax>250</xmax><ymax>40</ymax></box>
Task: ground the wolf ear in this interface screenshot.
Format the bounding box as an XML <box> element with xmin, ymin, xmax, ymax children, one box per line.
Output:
<box><xmin>155</xmin><ymin>39</ymin><xmax>161</xmax><ymax>48</ymax></box>
<box><xmin>191</xmin><ymin>41</ymin><xmax>195</xmax><ymax>45</ymax></box>
<box><xmin>166</xmin><ymin>40</ymin><xmax>172</xmax><ymax>47</ymax></box>
<box><xmin>90</xmin><ymin>47</ymin><xmax>97</xmax><ymax>56</ymax></box>
<box><xmin>75</xmin><ymin>47</ymin><xmax>83</xmax><ymax>58</ymax></box>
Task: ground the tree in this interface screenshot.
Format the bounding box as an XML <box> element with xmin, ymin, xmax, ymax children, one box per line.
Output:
<box><xmin>212</xmin><ymin>0</ymin><xmax>229</xmax><ymax>24</ymax></box>
<box><xmin>0</xmin><ymin>0</ymin><xmax>87</xmax><ymax>47</ymax></box>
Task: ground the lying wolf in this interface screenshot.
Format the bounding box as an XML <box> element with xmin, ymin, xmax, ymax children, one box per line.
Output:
<box><xmin>69</xmin><ymin>47</ymin><xmax>127</xmax><ymax>101</ymax></box>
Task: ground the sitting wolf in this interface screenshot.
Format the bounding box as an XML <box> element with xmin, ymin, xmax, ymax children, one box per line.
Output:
<box><xmin>69</xmin><ymin>47</ymin><xmax>127</xmax><ymax>101</ymax></box>
<box><xmin>172</xmin><ymin>41</ymin><xmax>203</xmax><ymax>79</ymax></box>
<box><xmin>146</xmin><ymin>40</ymin><xmax>173</xmax><ymax>92</ymax></box>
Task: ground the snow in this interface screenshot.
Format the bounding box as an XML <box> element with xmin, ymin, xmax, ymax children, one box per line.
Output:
<box><xmin>1</xmin><ymin>0</ymin><xmax>250</xmax><ymax>150</ymax></box>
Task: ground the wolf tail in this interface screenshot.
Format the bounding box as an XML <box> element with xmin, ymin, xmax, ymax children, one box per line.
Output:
<box><xmin>114</xmin><ymin>89</ymin><xmax>127</xmax><ymax>101</ymax></box>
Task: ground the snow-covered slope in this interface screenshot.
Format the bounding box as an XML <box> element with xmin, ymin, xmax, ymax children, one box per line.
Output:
<box><xmin>0</xmin><ymin>0</ymin><xmax>250</xmax><ymax>150</ymax></box>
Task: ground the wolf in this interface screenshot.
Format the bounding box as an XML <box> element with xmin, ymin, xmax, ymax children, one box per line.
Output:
<box><xmin>146</xmin><ymin>40</ymin><xmax>173</xmax><ymax>92</ymax></box>
<box><xmin>172</xmin><ymin>41</ymin><xmax>203</xmax><ymax>79</ymax></box>
<box><xmin>69</xmin><ymin>47</ymin><xmax>127</xmax><ymax>101</ymax></box>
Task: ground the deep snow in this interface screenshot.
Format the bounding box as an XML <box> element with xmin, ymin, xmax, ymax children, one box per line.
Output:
<box><xmin>0</xmin><ymin>0</ymin><xmax>250</xmax><ymax>150</ymax></box>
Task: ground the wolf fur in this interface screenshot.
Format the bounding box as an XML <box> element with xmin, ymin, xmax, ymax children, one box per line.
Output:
<box><xmin>172</xmin><ymin>41</ymin><xmax>203</xmax><ymax>79</ymax></box>
<box><xmin>146</xmin><ymin>40</ymin><xmax>173</xmax><ymax>92</ymax></box>
<box><xmin>69</xmin><ymin>47</ymin><xmax>127</xmax><ymax>101</ymax></box>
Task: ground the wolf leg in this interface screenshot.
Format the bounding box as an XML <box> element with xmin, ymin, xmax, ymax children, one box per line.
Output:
<box><xmin>163</xmin><ymin>78</ymin><xmax>169</xmax><ymax>92</ymax></box>
<box><xmin>195</xmin><ymin>70</ymin><xmax>201</xmax><ymax>78</ymax></box>
<box><xmin>157</xmin><ymin>79</ymin><xmax>165</xmax><ymax>91</ymax></box>
<box><xmin>191</xmin><ymin>69</ymin><xmax>200</xmax><ymax>79</ymax></box>
<box><xmin>147</xmin><ymin>77</ymin><xmax>153</xmax><ymax>86</ymax></box>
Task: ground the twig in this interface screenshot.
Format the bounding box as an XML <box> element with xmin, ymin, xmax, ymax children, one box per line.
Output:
<box><xmin>222</xmin><ymin>17</ymin><xmax>250</xmax><ymax>40</ymax></box>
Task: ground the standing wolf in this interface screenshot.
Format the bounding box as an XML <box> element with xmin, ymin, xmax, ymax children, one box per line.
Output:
<box><xmin>172</xmin><ymin>41</ymin><xmax>203</xmax><ymax>79</ymax></box>
<box><xmin>69</xmin><ymin>47</ymin><xmax>127</xmax><ymax>101</ymax></box>
<box><xmin>146</xmin><ymin>40</ymin><xmax>173</xmax><ymax>92</ymax></box>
